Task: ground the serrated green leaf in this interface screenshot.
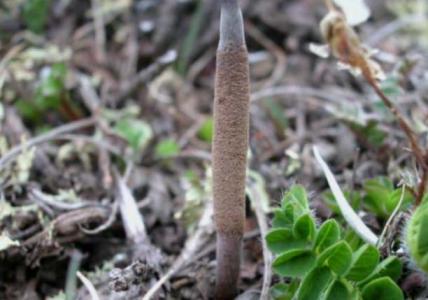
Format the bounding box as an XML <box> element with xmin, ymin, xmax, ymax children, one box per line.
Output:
<box><xmin>293</xmin><ymin>213</ymin><xmax>316</xmax><ymax>241</ymax></box>
<box><xmin>314</xmin><ymin>219</ymin><xmax>341</xmax><ymax>254</ymax></box>
<box><xmin>318</xmin><ymin>241</ymin><xmax>353</xmax><ymax>276</ymax></box>
<box><xmin>297</xmin><ymin>266</ymin><xmax>334</xmax><ymax>300</ymax></box>
<box><xmin>361</xmin><ymin>277</ymin><xmax>403</xmax><ymax>300</ymax></box>
<box><xmin>266</xmin><ymin>228</ymin><xmax>308</xmax><ymax>254</ymax></box>
<box><xmin>359</xmin><ymin>256</ymin><xmax>402</xmax><ymax>286</ymax></box>
<box><xmin>273</xmin><ymin>249</ymin><xmax>316</xmax><ymax>277</ymax></box>
<box><xmin>346</xmin><ymin>245</ymin><xmax>379</xmax><ymax>282</ymax></box>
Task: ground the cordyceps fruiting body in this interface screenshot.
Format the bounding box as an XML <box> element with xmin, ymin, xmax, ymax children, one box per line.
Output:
<box><xmin>406</xmin><ymin>201</ymin><xmax>428</xmax><ymax>274</ymax></box>
<box><xmin>213</xmin><ymin>0</ymin><xmax>250</xmax><ymax>299</ymax></box>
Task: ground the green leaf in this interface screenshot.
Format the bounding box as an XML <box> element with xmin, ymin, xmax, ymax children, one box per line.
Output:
<box><xmin>283</xmin><ymin>202</ymin><xmax>297</xmax><ymax>225</ymax></box>
<box><xmin>363</xmin><ymin>177</ymin><xmax>393</xmax><ymax>217</ymax></box>
<box><xmin>385</xmin><ymin>188</ymin><xmax>413</xmax><ymax>214</ymax></box>
<box><xmin>197</xmin><ymin>118</ymin><xmax>213</xmax><ymax>142</ymax></box>
<box><xmin>23</xmin><ymin>0</ymin><xmax>51</xmax><ymax>34</ymax></box>
<box><xmin>114</xmin><ymin>119</ymin><xmax>153</xmax><ymax>151</ymax></box>
<box><xmin>361</xmin><ymin>277</ymin><xmax>403</xmax><ymax>300</ymax></box>
<box><xmin>16</xmin><ymin>99</ymin><xmax>41</xmax><ymax>122</ymax></box>
<box><xmin>359</xmin><ymin>256</ymin><xmax>402</xmax><ymax>286</ymax></box>
<box><xmin>271</xmin><ymin>281</ymin><xmax>299</xmax><ymax>300</ymax></box>
<box><xmin>272</xmin><ymin>208</ymin><xmax>293</xmax><ymax>229</ymax></box>
<box><xmin>297</xmin><ymin>266</ymin><xmax>334</xmax><ymax>300</ymax></box>
<box><xmin>406</xmin><ymin>201</ymin><xmax>428</xmax><ymax>273</ymax></box>
<box><xmin>293</xmin><ymin>214</ymin><xmax>316</xmax><ymax>241</ymax></box>
<box><xmin>348</xmin><ymin>121</ymin><xmax>386</xmax><ymax>148</ymax></box>
<box><xmin>314</xmin><ymin>219</ymin><xmax>341</xmax><ymax>254</ymax></box>
<box><xmin>346</xmin><ymin>245</ymin><xmax>380</xmax><ymax>282</ymax></box>
<box><xmin>282</xmin><ymin>185</ymin><xmax>309</xmax><ymax>209</ymax></box>
<box><xmin>17</xmin><ymin>63</ymin><xmax>68</xmax><ymax>122</ymax></box>
<box><xmin>273</xmin><ymin>249</ymin><xmax>316</xmax><ymax>277</ymax></box>
<box><xmin>282</xmin><ymin>185</ymin><xmax>310</xmax><ymax>221</ymax></box>
<box><xmin>155</xmin><ymin>138</ymin><xmax>180</xmax><ymax>158</ymax></box>
<box><xmin>317</xmin><ymin>241</ymin><xmax>353</xmax><ymax>276</ymax></box>
<box><xmin>266</xmin><ymin>228</ymin><xmax>309</xmax><ymax>254</ymax></box>
<box><xmin>324</xmin><ymin>279</ymin><xmax>352</xmax><ymax>300</ymax></box>
<box><xmin>271</xmin><ymin>283</ymin><xmax>289</xmax><ymax>300</ymax></box>
<box><xmin>344</xmin><ymin>229</ymin><xmax>364</xmax><ymax>251</ymax></box>
<box><xmin>36</xmin><ymin>63</ymin><xmax>67</xmax><ymax>110</ymax></box>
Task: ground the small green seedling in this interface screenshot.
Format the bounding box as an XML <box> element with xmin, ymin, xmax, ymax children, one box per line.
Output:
<box><xmin>266</xmin><ymin>185</ymin><xmax>404</xmax><ymax>300</ymax></box>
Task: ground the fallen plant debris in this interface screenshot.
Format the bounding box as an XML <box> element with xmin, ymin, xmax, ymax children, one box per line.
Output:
<box><xmin>0</xmin><ymin>0</ymin><xmax>427</xmax><ymax>299</ymax></box>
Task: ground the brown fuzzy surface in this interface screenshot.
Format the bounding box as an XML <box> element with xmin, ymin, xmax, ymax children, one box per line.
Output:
<box><xmin>213</xmin><ymin>45</ymin><xmax>250</xmax><ymax>237</ymax></box>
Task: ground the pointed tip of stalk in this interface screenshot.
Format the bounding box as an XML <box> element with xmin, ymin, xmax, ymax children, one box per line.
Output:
<box><xmin>219</xmin><ymin>0</ymin><xmax>245</xmax><ymax>50</ymax></box>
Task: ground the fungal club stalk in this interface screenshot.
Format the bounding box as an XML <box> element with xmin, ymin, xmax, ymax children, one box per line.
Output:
<box><xmin>212</xmin><ymin>0</ymin><xmax>250</xmax><ymax>298</ymax></box>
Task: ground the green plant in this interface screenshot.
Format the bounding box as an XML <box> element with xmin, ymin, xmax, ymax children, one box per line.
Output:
<box><xmin>363</xmin><ymin>177</ymin><xmax>413</xmax><ymax>218</ymax></box>
<box><xmin>16</xmin><ymin>63</ymin><xmax>67</xmax><ymax>121</ymax></box>
<box><xmin>155</xmin><ymin>138</ymin><xmax>180</xmax><ymax>159</ymax></box>
<box><xmin>197</xmin><ymin>117</ymin><xmax>214</xmax><ymax>143</ymax></box>
<box><xmin>406</xmin><ymin>200</ymin><xmax>428</xmax><ymax>273</ymax></box>
<box><xmin>266</xmin><ymin>185</ymin><xmax>404</xmax><ymax>300</ymax></box>
<box><xmin>23</xmin><ymin>0</ymin><xmax>51</xmax><ymax>34</ymax></box>
<box><xmin>212</xmin><ymin>0</ymin><xmax>250</xmax><ymax>298</ymax></box>
<box><xmin>322</xmin><ymin>176</ymin><xmax>413</xmax><ymax>219</ymax></box>
<box><xmin>113</xmin><ymin>118</ymin><xmax>152</xmax><ymax>153</ymax></box>
<box><xmin>15</xmin><ymin>62</ymin><xmax>82</xmax><ymax>123</ymax></box>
